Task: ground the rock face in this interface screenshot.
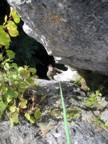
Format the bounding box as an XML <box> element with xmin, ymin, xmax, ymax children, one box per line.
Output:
<box><xmin>0</xmin><ymin>80</ymin><xmax>108</xmax><ymax>144</ymax></box>
<box><xmin>0</xmin><ymin>121</ymin><xmax>46</xmax><ymax>144</ymax></box>
<box><xmin>0</xmin><ymin>121</ymin><xmax>108</xmax><ymax>144</ymax></box>
<box><xmin>0</xmin><ymin>79</ymin><xmax>108</xmax><ymax>144</ymax></box>
<box><xmin>7</xmin><ymin>0</ymin><xmax>108</xmax><ymax>75</ymax></box>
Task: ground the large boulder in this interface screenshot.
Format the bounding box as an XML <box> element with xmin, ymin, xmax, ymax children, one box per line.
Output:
<box><xmin>7</xmin><ymin>0</ymin><xmax>108</xmax><ymax>75</ymax></box>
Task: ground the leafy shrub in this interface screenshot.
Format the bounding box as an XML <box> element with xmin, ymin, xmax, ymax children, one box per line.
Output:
<box><xmin>0</xmin><ymin>7</ymin><xmax>41</xmax><ymax>126</ymax></box>
<box><xmin>82</xmin><ymin>89</ymin><xmax>102</xmax><ymax>108</ymax></box>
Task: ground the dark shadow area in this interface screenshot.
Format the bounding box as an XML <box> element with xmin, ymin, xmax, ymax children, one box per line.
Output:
<box><xmin>78</xmin><ymin>69</ymin><xmax>108</xmax><ymax>101</ymax></box>
<box><xmin>55</xmin><ymin>63</ymin><xmax>68</xmax><ymax>71</ymax></box>
<box><xmin>1</xmin><ymin>0</ymin><xmax>67</xmax><ymax>80</ymax></box>
<box><xmin>11</xmin><ymin>23</ymin><xmax>56</xmax><ymax>79</ymax></box>
<box><xmin>0</xmin><ymin>0</ymin><xmax>54</xmax><ymax>79</ymax></box>
<box><xmin>0</xmin><ymin>0</ymin><xmax>10</xmax><ymax>24</ymax></box>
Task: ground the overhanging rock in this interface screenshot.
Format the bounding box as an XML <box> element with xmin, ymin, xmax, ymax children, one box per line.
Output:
<box><xmin>7</xmin><ymin>0</ymin><xmax>108</xmax><ymax>75</ymax></box>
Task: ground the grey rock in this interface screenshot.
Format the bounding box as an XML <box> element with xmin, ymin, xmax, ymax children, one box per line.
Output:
<box><xmin>54</xmin><ymin>66</ymin><xmax>81</xmax><ymax>81</ymax></box>
<box><xmin>45</xmin><ymin>122</ymin><xmax>108</xmax><ymax>144</ymax></box>
<box><xmin>0</xmin><ymin>121</ymin><xmax>47</xmax><ymax>144</ymax></box>
<box><xmin>0</xmin><ymin>79</ymin><xmax>108</xmax><ymax>144</ymax></box>
<box><xmin>7</xmin><ymin>0</ymin><xmax>108</xmax><ymax>75</ymax></box>
<box><xmin>101</xmin><ymin>110</ymin><xmax>108</xmax><ymax>123</ymax></box>
<box><xmin>81</xmin><ymin>110</ymin><xmax>93</xmax><ymax>123</ymax></box>
<box><xmin>0</xmin><ymin>120</ymin><xmax>108</xmax><ymax>144</ymax></box>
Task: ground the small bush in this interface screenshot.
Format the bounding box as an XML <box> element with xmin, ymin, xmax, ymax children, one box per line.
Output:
<box><xmin>0</xmin><ymin>7</ymin><xmax>41</xmax><ymax>126</ymax></box>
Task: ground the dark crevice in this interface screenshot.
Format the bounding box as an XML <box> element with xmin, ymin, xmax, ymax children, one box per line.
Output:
<box><xmin>1</xmin><ymin>0</ymin><xmax>56</xmax><ymax>79</ymax></box>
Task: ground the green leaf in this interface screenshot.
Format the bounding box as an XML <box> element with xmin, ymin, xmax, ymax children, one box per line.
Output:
<box><xmin>3</xmin><ymin>15</ymin><xmax>8</xmax><ymax>25</ymax></box>
<box><xmin>10</xmin><ymin>7</ymin><xmax>20</xmax><ymax>24</ymax></box>
<box><xmin>6</xmin><ymin>20</ymin><xmax>19</xmax><ymax>37</ymax></box>
<box><xmin>5</xmin><ymin>89</ymin><xmax>16</xmax><ymax>103</ymax></box>
<box><xmin>10</xmin><ymin>112</ymin><xmax>19</xmax><ymax>127</ymax></box>
<box><xmin>28</xmin><ymin>68</ymin><xmax>36</xmax><ymax>74</ymax></box>
<box><xmin>12</xmin><ymin>11</ymin><xmax>20</xmax><ymax>24</ymax></box>
<box><xmin>6</xmin><ymin>50</ymin><xmax>15</xmax><ymax>59</ymax></box>
<box><xmin>26</xmin><ymin>77</ymin><xmax>34</xmax><ymax>84</ymax></box>
<box><xmin>19</xmin><ymin>99</ymin><xmax>27</xmax><ymax>109</ymax></box>
<box><xmin>9</xmin><ymin>106</ymin><xmax>19</xmax><ymax>113</ymax></box>
<box><xmin>0</xmin><ymin>101</ymin><xmax>7</xmax><ymax>118</ymax></box>
<box><xmin>11</xmin><ymin>73</ymin><xmax>17</xmax><ymax>79</ymax></box>
<box><xmin>0</xmin><ymin>26</ymin><xmax>11</xmax><ymax>48</ymax></box>
<box><xmin>18</xmin><ymin>67</ymin><xmax>24</xmax><ymax>72</ymax></box>
<box><xmin>25</xmin><ymin>113</ymin><xmax>35</xmax><ymax>124</ymax></box>
<box><xmin>0</xmin><ymin>54</ymin><xmax>3</xmax><ymax>61</ymax></box>
<box><xmin>4</xmin><ymin>63</ymin><xmax>10</xmax><ymax>70</ymax></box>
<box><xmin>1</xmin><ymin>86</ymin><xmax>8</xmax><ymax>94</ymax></box>
<box><xmin>2</xmin><ymin>58</ymin><xmax>10</xmax><ymax>65</ymax></box>
<box><xmin>20</xmin><ymin>70</ymin><xmax>30</xmax><ymax>78</ymax></box>
<box><xmin>12</xmin><ymin>63</ymin><xmax>18</xmax><ymax>69</ymax></box>
<box><xmin>0</xmin><ymin>101</ymin><xmax>7</xmax><ymax>112</ymax></box>
<box><xmin>34</xmin><ymin>108</ymin><xmax>42</xmax><ymax>120</ymax></box>
<box><xmin>20</xmin><ymin>81</ymin><xmax>28</xmax><ymax>89</ymax></box>
<box><xmin>105</xmin><ymin>123</ymin><xmax>108</xmax><ymax>128</ymax></box>
<box><xmin>9</xmin><ymin>106</ymin><xmax>16</xmax><ymax>113</ymax></box>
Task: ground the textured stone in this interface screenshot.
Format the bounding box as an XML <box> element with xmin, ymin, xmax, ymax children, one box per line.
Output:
<box><xmin>7</xmin><ymin>0</ymin><xmax>108</xmax><ymax>75</ymax></box>
<box><xmin>101</xmin><ymin>110</ymin><xmax>108</xmax><ymax>123</ymax></box>
<box><xmin>0</xmin><ymin>117</ymin><xmax>108</xmax><ymax>144</ymax></box>
<box><xmin>45</xmin><ymin>122</ymin><xmax>108</xmax><ymax>144</ymax></box>
<box><xmin>0</xmin><ymin>121</ymin><xmax>47</xmax><ymax>144</ymax></box>
<box><xmin>0</xmin><ymin>79</ymin><xmax>108</xmax><ymax>144</ymax></box>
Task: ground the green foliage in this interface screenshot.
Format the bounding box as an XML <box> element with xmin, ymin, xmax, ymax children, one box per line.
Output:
<box><xmin>82</xmin><ymin>89</ymin><xmax>102</xmax><ymax>108</ymax></box>
<box><xmin>25</xmin><ymin>113</ymin><xmax>36</xmax><ymax>124</ymax></box>
<box><xmin>0</xmin><ymin>7</ymin><xmax>41</xmax><ymax>126</ymax></box>
<box><xmin>67</xmin><ymin>106</ymin><xmax>79</xmax><ymax>121</ymax></box>
<box><xmin>0</xmin><ymin>101</ymin><xmax>7</xmax><ymax>118</ymax></box>
<box><xmin>0</xmin><ymin>7</ymin><xmax>20</xmax><ymax>49</ymax></box>
<box><xmin>104</xmin><ymin>123</ymin><xmax>108</xmax><ymax>129</ymax></box>
<box><xmin>51</xmin><ymin>108</ymin><xmax>62</xmax><ymax>119</ymax></box>
<box><xmin>34</xmin><ymin>107</ymin><xmax>42</xmax><ymax>121</ymax></box>
<box><xmin>10</xmin><ymin>7</ymin><xmax>20</xmax><ymax>24</ymax></box>
<box><xmin>7</xmin><ymin>20</ymin><xmax>19</xmax><ymax>37</ymax></box>
<box><xmin>92</xmin><ymin>115</ymin><xmax>108</xmax><ymax>130</ymax></box>
<box><xmin>0</xmin><ymin>26</ymin><xmax>11</xmax><ymax>48</ymax></box>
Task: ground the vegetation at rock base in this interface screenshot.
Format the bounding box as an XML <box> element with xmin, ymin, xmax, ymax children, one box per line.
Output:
<box><xmin>0</xmin><ymin>7</ymin><xmax>43</xmax><ymax>126</ymax></box>
<box><xmin>73</xmin><ymin>76</ymin><xmax>108</xmax><ymax>130</ymax></box>
<box><xmin>82</xmin><ymin>89</ymin><xmax>102</xmax><ymax>109</ymax></box>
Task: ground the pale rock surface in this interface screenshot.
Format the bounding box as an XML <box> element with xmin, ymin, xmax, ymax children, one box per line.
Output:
<box><xmin>54</xmin><ymin>66</ymin><xmax>80</xmax><ymax>81</ymax></box>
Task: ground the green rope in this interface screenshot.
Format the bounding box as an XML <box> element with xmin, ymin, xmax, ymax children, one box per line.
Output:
<box><xmin>59</xmin><ymin>82</ymin><xmax>72</xmax><ymax>144</ymax></box>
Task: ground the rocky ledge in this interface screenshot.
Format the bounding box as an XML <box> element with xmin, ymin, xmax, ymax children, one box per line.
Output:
<box><xmin>0</xmin><ymin>79</ymin><xmax>108</xmax><ymax>144</ymax></box>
